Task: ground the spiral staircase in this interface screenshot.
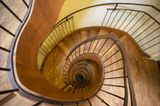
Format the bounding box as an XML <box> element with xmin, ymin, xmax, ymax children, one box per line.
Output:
<box><xmin>0</xmin><ymin>0</ymin><xmax>160</xmax><ymax>106</ymax></box>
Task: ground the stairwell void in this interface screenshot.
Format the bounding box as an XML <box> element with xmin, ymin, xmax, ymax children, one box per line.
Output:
<box><xmin>0</xmin><ymin>0</ymin><xmax>160</xmax><ymax>106</ymax></box>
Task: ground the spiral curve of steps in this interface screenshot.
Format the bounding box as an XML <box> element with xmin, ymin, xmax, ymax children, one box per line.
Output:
<box><xmin>40</xmin><ymin>27</ymin><xmax>133</xmax><ymax>105</ymax></box>
<box><xmin>0</xmin><ymin>0</ymin><xmax>160</xmax><ymax>105</ymax></box>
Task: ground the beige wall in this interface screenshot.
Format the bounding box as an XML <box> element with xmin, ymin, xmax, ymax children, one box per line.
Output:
<box><xmin>58</xmin><ymin>0</ymin><xmax>160</xmax><ymax>20</ymax></box>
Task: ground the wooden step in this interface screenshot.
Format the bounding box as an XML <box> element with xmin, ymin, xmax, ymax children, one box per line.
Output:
<box><xmin>63</xmin><ymin>35</ymin><xmax>75</xmax><ymax>52</ymax></box>
<box><xmin>58</xmin><ymin>41</ymin><xmax>70</xmax><ymax>57</ymax></box>
<box><xmin>71</xmin><ymin>31</ymin><xmax>81</xmax><ymax>46</ymax></box>
<box><xmin>1</xmin><ymin>95</ymin><xmax>36</xmax><ymax>106</ymax></box>
<box><xmin>90</xmin><ymin>95</ymin><xmax>107</xmax><ymax>106</ymax></box>
<box><xmin>78</xmin><ymin>99</ymin><xmax>91</xmax><ymax>106</ymax></box>
<box><xmin>79</xmin><ymin>29</ymin><xmax>89</xmax><ymax>42</ymax></box>
<box><xmin>88</xmin><ymin>28</ymin><xmax>100</xmax><ymax>38</ymax></box>
<box><xmin>0</xmin><ymin>93</ymin><xmax>16</xmax><ymax>106</ymax></box>
<box><xmin>97</xmin><ymin>28</ymin><xmax>110</xmax><ymax>36</ymax></box>
<box><xmin>97</xmin><ymin>88</ymin><xmax>124</xmax><ymax>106</ymax></box>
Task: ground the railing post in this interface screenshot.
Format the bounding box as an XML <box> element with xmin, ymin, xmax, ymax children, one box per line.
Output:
<box><xmin>0</xmin><ymin>68</ymin><xmax>11</xmax><ymax>71</ymax></box>
<box><xmin>114</xmin><ymin>3</ymin><xmax>118</xmax><ymax>10</ymax></box>
<box><xmin>0</xmin><ymin>93</ymin><xmax>16</xmax><ymax>106</ymax></box>
<box><xmin>0</xmin><ymin>25</ymin><xmax>15</xmax><ymax>37</ymax></box>
<box><xmin>87</xmin><ymin>99</ymin><xmax>92</xmax><ymax>106</ymax></box>
<box><xmin>0</xmin><ymin>89</ymin><xmax>19</xmax><ymax>95</ymax></box>
<box><xmin>0</xmin><ymin>47</ymin><xmax>11</xmax><ymax>52</ymax></box>
<box><xmin>0</xmin><ymin>0</ymin><xmax>22</xmax><ymax>22</ymax></box>
<box><xmin>22</xmin><ymin>0</ymin><xmax>29</xmax><ymax>8</ymax></box>
<box><xmin>33</xmin><ymin>100</ymin><xmax>44</xmax><ymax>106</ymax></box>
<box><xmin>64</xmin><ymin>18</ymin><xmax>69</xmax><ymax>34</ymax></box>
<box><xmin>101</xmin><ymin>8</ymin><xmax>108</xmax><ymax>26</ymax></box>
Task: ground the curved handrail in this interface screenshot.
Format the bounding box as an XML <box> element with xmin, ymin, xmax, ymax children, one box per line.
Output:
<box><xmin>0</xmin><ymin>1</ymin><xmax>159</xmax><ymax>105</ymax></box>
<box><xmin>9</xmin><ymin>0</ymin><xmax>43</xmax><ymax>101</ymax></box>
<box><xmin>8</xmin><ymin>0</ymin><xmax>65</xmax><ymax>104</ymax></box>
<box><xmin>40</xmin><ymin>3</ymin><xmax>160</xmax><ymax>44</ymax></box>
<box><xmin>39</xmin><ymin>3</ymin><xmax>160</xmax><ymax>68</ymax></box>
<box><xmin>0</xmin><ymin>0</ymin><xmax>48</xmax><ymax>104</ymax></box>
<box><xmin>63</xmin><ymin>35</ymin><xmax>135</xmax><ymax>106</ymax></box>
<box><xmin>38</xmin><ymin>2</ymin><xmax>160</xmax><ymax>104</ymax></box>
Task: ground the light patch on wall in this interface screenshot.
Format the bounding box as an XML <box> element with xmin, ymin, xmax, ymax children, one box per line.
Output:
<box><xmin>58</xmin><ymin>0</ymin><xmax>96</xmax><ymax>20</ymax></box>
<box><xmin>73</xmin><ymin>6</ymin><xmax>107</xmax><ymax>29</ymax></box>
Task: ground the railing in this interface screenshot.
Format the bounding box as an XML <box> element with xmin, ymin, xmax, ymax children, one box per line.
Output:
<box><xmin>0</xmin><ymin>0</ymin><xmax>46</xmax><ymax>105</ymax></box>
<box><xmin>0</xmin><ymin>0</ymin><xmax>31</xmax><ymax>88</ymax></box>
<box><xmin>0</xmin><ymin>1</ymin><xmax>160</xmax><ymax>106</ymax></box>
<box><xmin>39</xmin><ymin>16</ymin><xmax>74</xmax><ymax>56</ymax></box>
<box><xmin>63</xmin><ymin>36</ymin><xmax>134</xmax><ymax>106</ymax></box>
<box><xmin>0</xmin><ymin>0</ymin><xmax>57</xmax><ymax>105</ymax></box>
<box><xmin>39</xmin><ymin>3</ymin><xmax>160</xmax><ymax>68</ymax></box>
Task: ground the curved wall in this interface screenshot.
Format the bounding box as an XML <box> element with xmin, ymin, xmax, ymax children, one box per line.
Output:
<box><xmin>16</xmin><ymin>0</ymin><xmax>64</xmax><ymax>97</ymax></box>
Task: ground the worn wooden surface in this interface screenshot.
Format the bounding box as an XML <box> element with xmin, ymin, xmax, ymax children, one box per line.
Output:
<box><xmin>16</xmin><ymin>17</ymin><xmax>160</xmax><ymax>105</ymax></box>
<box><xmin>16</xmin><ymin>0</ymin><xmax>64</xmax><ymax>98</ymax></box>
